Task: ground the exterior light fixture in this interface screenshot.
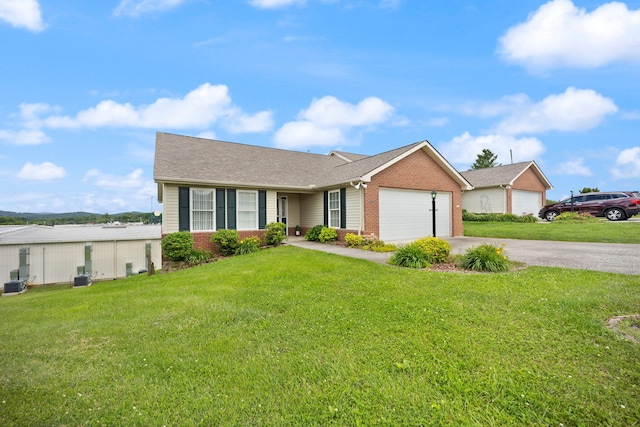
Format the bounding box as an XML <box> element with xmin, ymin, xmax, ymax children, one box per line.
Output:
<box><xmin>431</xmin><ymin>190</ymin><xmax>437</xmax><ymax>237</ymax></box>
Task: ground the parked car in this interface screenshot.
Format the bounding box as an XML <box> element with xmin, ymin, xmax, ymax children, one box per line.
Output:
<box><xmin>539</xmin><ymin>191</ymin><xmax>640</xmax><ymax>221</ymax></box>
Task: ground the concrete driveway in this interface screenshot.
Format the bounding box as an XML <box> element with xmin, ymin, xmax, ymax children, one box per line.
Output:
<box><xmin>443</xmin><ymin>237</ymin><xmax>640</xmax><ymax>275</ymax></box>
<box><xmin>288</xmin><ymin>237</ymin><xmax>640</xmax><ymax>275</ymax></box>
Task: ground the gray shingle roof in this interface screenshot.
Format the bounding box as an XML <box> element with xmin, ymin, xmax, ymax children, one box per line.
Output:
<box><xmin>154</xmin><ymin>133</ymin><xmax>457</xmax><ymax>190</ymax></box>
<box><xmin>0</xmin><ymin>224</ymin><xmax>161</xmax><ymax>245</ymax></box>
<box><xmin>460</xmin><ymin>161</ymin><xmax>552</xmax><ymax>189</ymax></box>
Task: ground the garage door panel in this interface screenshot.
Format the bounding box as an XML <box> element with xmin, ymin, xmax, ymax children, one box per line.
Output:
<box><xmin>379</xmin><ymin>188</ymin><xmax>451</xmax><ymax>241</ymax></box>
<box><xmin>512</xmin><ymin>190</ymin><xmax>541</xmax><ymax>216</ymax></box>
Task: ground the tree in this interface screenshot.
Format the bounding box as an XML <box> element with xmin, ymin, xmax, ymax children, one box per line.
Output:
<box><xmin>471</xmin><ymin>149</ymin><xmax>501</xmax><ymax>170</ymax></box>
<box><xmin>579</xmin><ymin>187</ymin><xmax>599</xmax><ymax>194</ymax></box>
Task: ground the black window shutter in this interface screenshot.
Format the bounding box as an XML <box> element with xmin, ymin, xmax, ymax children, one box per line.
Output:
<box><xmin>178</xmin><ymin>187</ymin><xmax>190</xmax><ymax>231</ymax></box>
<box><xmin>227</xmin><ymin>189</ymin><xmax>237</xmax><ymax>230</ymax></box>
<box><xmin>258</xmin><ymin>190</ymin><xmax>267</xmax><ymax>229</ymax></box>
<box><xmin>216</xmin><ymin>189</ymin><xmax>226</xmax><ymax>230</ymax></box>
<box><xmin>340</xmin><ymin>188</ymin><xmax>347</xmax><ymax>229</ymax></box>
<box><xmin>323</xmin><ymin>191</ymin><xmax>329</xmax><ymax>226</ymax></box>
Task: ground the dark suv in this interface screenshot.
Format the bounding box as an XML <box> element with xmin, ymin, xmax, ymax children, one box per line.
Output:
<box><xmin>539</xmin><ymin>191</ymin><xmax>640</xmax><ymax>221</ymax></box>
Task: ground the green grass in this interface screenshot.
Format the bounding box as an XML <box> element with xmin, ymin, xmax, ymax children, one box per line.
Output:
<box><xmin>464</xmin><ymin>220</ymin><xmax>640</xmax><ymax>243</ymax></box>
<box><xmin>1</xmin><ymin>247</ymin><xmax>640</xmax><ymax>425</ymax></box>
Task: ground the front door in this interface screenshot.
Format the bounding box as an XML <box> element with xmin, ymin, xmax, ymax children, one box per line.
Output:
<box><xmin>277</xmin><ymin>196</ymin><xmax>288</xmax><ymax>235</ymax></box>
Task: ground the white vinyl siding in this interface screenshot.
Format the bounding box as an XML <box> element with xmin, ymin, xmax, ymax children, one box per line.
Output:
<box><xmin>328</xmin><ymin>190</ymin><xmax>340</xmax><ymax>228</ymax></box>
<box><xmin>191</xmin><ymin>189</ymin><xmax>215</xmax><ymax>231</ymax></box>
<box><xmin>462</xmin><ymin>188</ymin><xmax>506</xmax><ymax>213</ymax></box>
<box><xmin>162</xmin><ymin>184</ymin><xmax>179</xmax><ymax>234</ymax></box>
<box><xmin>237</xmin><ymin>191</ymin><xmax>258</xmax><ymax>230</ymax></box>
<box><xmin>266</xmin><ymin>191</ymin><xmax>277</xmax><ymax>225</ymax></box>
<box><xmin>300</xmin><ymin>193</ymin><xmax>324</xmax><ymax>227</ymax></box>
<box><xmin>345</xmin><ymin>186</ymin><xmax>362</xmax><ymax>231</ymax></box>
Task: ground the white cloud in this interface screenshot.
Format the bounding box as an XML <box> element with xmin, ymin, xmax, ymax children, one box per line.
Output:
<box><xmin>274</xmin><ymin>95</ymin><xmax>395</xmax><ymax>149</ymax></box>
<box><xmin>83</xmin><ymin>168</ymin><xmax>146</xmax><ymax>188</ymax></box>
<box><xmin>438</xmin><ymin>132</ymin><xmax>546</xmax><ymax>166</ymax></box>
<box><xmin>249</xmin><ymin>0</ymin><xmax>306</xmax><ymax>9</ymax></box>
<box><xmin>17</xmin><ymin>162</ymin><xmax>65</xmax><ymax>180</ymax></box>
<box><xmin>37</xmin><ymin>83</ymin><xmax>273</xmax><ymax>133</ymax></box>
<box><xmin>557</xmin><ymin>157</ymin><xmax>592</xmax><ymax>177</ymax></box>
<box><xmin>223</xmin><ymin>110</ymin><xmax>274</xmax><ymax>133</ymax></box>
<box><xmin>0</xmin><ymin>129</ymin><xmax>50</xmax><ymax>145</ymax></box>
<box><xmin>0</xmin><ymin>0</ymin><xmax>45</xmax><ymax>32</ymax></box>
<box><xmin>498</xmin><ymin>0</ymin><xmax>640</xmax><ymax>71</ymax></box>
<box><xmin>611</xmin><ymin>147</ymin><xmax>640</xmax><ymax>179</ymax></box>
<box><xmin>459</xmin><ymin>94</ymin><xmax>530</xmax><ymax>118</ymax></box>
<box><xmin>113</xmin><ymin>0</ymin><xmax>186</xmax><ymax>17</ymax></box>
<box><xmin>493</xmin><ymin>88</ymin><xmax>617</xmax><ymax>135</ymax></box>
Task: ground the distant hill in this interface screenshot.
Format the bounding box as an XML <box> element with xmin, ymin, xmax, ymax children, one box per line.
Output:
<box><xmin>0</xmin><ymin>211</ymin><xmax>97</xmax><ymax>220</ymax></box>
<box><xmin>0</xmin><ymin>211</ymin><xmax>158</xmax><ymax>225</ymax></box>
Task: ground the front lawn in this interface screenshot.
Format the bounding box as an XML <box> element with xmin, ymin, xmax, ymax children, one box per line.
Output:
<box><xmin>1</xmin><ymin>247</ymin><xmax>639</xmax><ymax>425</ymax></box>
<box><xmin>464</xmin><ymin>220</ymin><xmax>640</xmax><ymax>243</ymax></box>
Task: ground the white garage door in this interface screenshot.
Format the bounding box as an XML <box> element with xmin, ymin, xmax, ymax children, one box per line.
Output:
<box><xmin>379</xmin><ymin>188</ymin><xmax>451</xmax><ymax>241</ymax></box>
<box><xmin>512</xmin><ymin>190</ymin><xmax>541</xmax><ymax>216</ymax></box>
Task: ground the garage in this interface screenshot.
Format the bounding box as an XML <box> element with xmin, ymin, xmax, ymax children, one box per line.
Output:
<box><xmin>512</xmin><ymin>190</ymin><xmax>542</xmax><ymax>216</ymax></box>
<box><xmin>379</xmin><ymin>188</ymin><xmax>451</xmax><ymax>241</ymax></box>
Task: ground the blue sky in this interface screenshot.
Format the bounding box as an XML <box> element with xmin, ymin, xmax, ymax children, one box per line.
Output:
<box><xmin>1</xmin><ymin>0</ymin><xmax>639</xmax><ymax>214</ymax></box>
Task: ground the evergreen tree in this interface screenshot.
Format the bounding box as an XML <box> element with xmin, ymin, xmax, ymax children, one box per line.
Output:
<box><xmin>579</xmin><ymin>187</ymin><xmax>600</xmax><ymax>194</ymax></box>
<box><xmin>471</xmin><ymin>149</ymin><xmax>501</xmax><ymax>170</ymax></box>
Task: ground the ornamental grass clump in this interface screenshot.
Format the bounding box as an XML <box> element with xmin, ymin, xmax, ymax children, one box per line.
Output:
<box><xmin>462</xmin><ymin>243</ymin><xmax>511</xmax><ymax>272</ymax></box>
<box><xmin>389</xmin><ymin>243</ymin><xmax>431</xmax><ymax>268</ymax></box>
<box><xmin>235</xmin><ymin>237</ymin><xmax>261</xmax><ymax>255</ymax></box>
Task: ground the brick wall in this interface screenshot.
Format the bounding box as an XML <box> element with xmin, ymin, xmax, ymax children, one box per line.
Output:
<box><xmin>162</xmin><ymin>230</ymin><xmax>269</xmax><ymax>260</ymax></box>
<box><xmin>363</xmin><ymin>148</ymin><xmax>465</xmax><ymax>236</ymax></box>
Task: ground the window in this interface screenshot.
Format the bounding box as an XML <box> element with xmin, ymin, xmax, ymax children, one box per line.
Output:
<box><xmin>328</xmin><ymin>190</ymin><xmax>340</xmax><ymax>228</ymax></box>
<box><xmin>237</xmin><ymin>191</ymin><xmax>258</xmax><ymax>230</ymax></box>
<box><xmin>192</xmin><ymin>189</ymin><xmax>215</xmax><ymax>231</ymax></box>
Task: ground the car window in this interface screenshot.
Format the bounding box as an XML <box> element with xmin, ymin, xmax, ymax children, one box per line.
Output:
<box><xmin>585</xmin><ymin>194</ymin><xmax>605</xmax><ymax>201</ymax></box>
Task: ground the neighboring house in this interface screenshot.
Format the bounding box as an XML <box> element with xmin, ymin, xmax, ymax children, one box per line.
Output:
<box><xmin>0</xmin><ymin>224</ymin><xmax>161</xmax><ymax>286</ymax></box>
<box><xmin>460</xmin><ymin>161</ymin><xmax>553</xmax><ymax>216</ymax></box>
<box><xmin>153</xmin><ymin>132</ymin><xmax>473</xmax><ymax>245</ymax></box>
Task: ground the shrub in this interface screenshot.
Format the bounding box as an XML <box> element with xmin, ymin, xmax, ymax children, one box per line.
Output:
<box><xmin>210</xmin><ymin>229</ymin><xmax>240</xmax><ymax>256</ymax></box>
<box><xmin>463</xmin><ymin>212</ymin><xmax>537</xmax><ymax>223</ymax></box>
<box><xmin>389</xmin><ymin>243</ymin><xmax>432</xmax><ymax>268</ymax></box>
<box><xmin>413</xmin><ymin>237</ymin><xmax>451</xmax><ymax>263</ymax></box>
<box><xmin>235</xmin><ymin>237</ymin><xmax>261</xmax><ymax>255</ymax></box>
<box><xmin>264</xmin><ymin>222</ymin><xmax>286</xmax><ymax>246</ymax></box>
<box><xmin>304</xmin><ymin>225</ymin><xmax>324</xmax><ymax>242</ymax></box>
<box><xmin>363</xmin><ymin>239</ymin><xmax>397</xmax><ymax>252</ymax></box>
<box><xmin>462</xmin><ymin>243</ymin><xmax>511</xmax><ymax>272</ymax></box>
<box><xmin>318</xmin><ymin>227</ymin><xmax>338</xmax><ymax>243</ymax></box>
<box><xmin>186</xmin><ymin>249</ymin><xmax>213</xmax><ymax>264</ymax></box>
<box><xmin>345</xmin><ymin>233</ymin><xmax>364</xmax><ymax>248</ymax></box>
<box><xmin>554</xmin><ymin>212</ymin><xmax>600</xmax><ymax>222</ymax></box>
<box><xmin>162</xmin><ymin>231</ymin><xmax>194</xmax><ymax>262</ymax></box>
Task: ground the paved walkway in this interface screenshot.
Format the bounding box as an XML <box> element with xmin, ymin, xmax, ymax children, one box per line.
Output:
<box><xmin>287</xmin><ymin>236</ymin><xmax>640</xmax><ymax>275</ymax></box>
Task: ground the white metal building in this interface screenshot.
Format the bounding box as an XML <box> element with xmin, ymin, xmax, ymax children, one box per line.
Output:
<box><xmin>0</xmin><ymin>224</ymin><xmax>162</xmax><ymax>286</ymax></box>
